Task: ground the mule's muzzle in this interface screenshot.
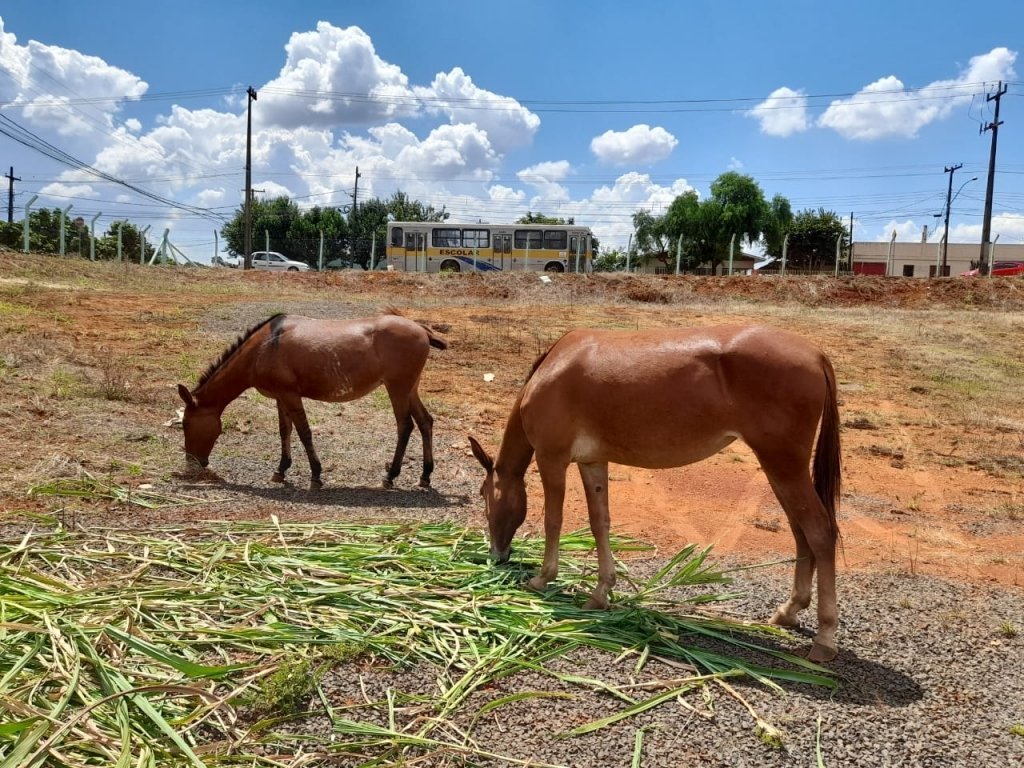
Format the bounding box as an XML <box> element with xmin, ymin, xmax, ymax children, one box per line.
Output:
<box><xmin>185</xmin><ymin>453</ymin><xmax>209</xmax><ymax>469</ymax></box>
<box><xmin>490</xmin><ymin>545</ymin><xmax>512</xmax><ymax>565</ymax></box>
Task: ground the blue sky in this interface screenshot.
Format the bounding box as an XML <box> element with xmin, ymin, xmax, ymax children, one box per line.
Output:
<box><xmin>1</xmin><ymin>1</ymin><xmax>1021</xmax><ymax>263</ymax></box>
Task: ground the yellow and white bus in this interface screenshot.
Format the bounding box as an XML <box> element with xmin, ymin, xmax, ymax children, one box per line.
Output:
<box><xmin>385</xmin><ymin>221</ymin><xmax>593</xmax><ymax>273</ymax></box>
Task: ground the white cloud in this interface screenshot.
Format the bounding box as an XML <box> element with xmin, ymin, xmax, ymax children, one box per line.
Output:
<box><xmin>517</xmin><ymin>161</ymin><xmax>571</xmax><ymax>185</ymax></box>
<box><xmin>0</xmin><ymin>18</ymin><xmax>147</xmax><ymax>139</ymax></box>
<box><xmin>746</xmin><ymin>87</ymin><xmax>810</xmax><ymax>137</ymax></box>
<box><xmin>819</xmin><ymin>47</ymin><xmax>1017</xmax><ymax>140</ymax></box>
<box><xmin>258</xmin><ymin>22</ymin><xmax>417</xmax><ymax>129</ymax></box>
<box><xmin>414</xmin><ymin>67</ymin><xmax>540</xmax><ymax>152</ymax></box>
<box><xmin>950</xmin><ymin>213</ymin><xmax>1024</xmax><ymax>244</ymax></box>
<box><xmin>876</xmin><ymin>219</ymin><xmax>926</xmax><ymax>242</ymax></box>
<box><xmin>727</xmin><ymin>157</ymin><xmax>744</xmax><ymax>170</ymax></box>
<box><xmin>590</xmin><ymin>124</ymin><xmax>678</xmax><ymax>166</ymax></box>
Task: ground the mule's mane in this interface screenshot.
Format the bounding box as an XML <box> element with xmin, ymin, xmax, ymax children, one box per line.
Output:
<box><xmin>194</xmin><ymin>314</ymin><xmax>284</xmax><ymax>392</ymax></box>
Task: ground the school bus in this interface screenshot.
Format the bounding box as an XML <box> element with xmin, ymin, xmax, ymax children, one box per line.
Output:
<box><xmin>385</xmin><ymin>221</ymin><xmax>593</xmax><ymax>273</ymax></box>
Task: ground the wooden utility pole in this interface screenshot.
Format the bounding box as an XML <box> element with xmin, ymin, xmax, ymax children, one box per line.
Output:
<box><xmin>941</xmin><ymin>164</ymin><xmax>963</xmax><ymax>277</ymax></box>
<box><xmin>979</xmin><ymin>81</ymin><xmax>1007</xmax><ymax>272</ymax></box>
<box><xmin>5</xmin><ymin>166</ymin><xmax>20</xmax><ymax>224</ymax></box>
<box><xmin>352</xmin><ymin>166</ymin><xmax>361</xmax><ymax>218</ymax></box>
<box><xmin>243</xmin><ymin>86</ymin><xmax>258</xmax><ymax>270</ymax></box>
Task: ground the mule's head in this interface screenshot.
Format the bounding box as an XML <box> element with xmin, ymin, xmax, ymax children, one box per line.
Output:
<box><xmin>177</xmin><ymin>384</ymin><xmax>221</xmax><ymax>468</ymax></box>
<box><xmin>468</xmin><ymin>436</ymin><xmax>527</xmax><ymax>563</ymax></box>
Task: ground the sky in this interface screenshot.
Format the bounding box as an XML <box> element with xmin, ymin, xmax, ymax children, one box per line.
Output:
<box><xmin>1</xmin><ymin>1</ymin><xmax>1022</xmax><ymax>264</ymax></box>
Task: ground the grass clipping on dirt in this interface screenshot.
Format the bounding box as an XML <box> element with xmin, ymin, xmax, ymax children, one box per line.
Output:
<box><xmin>0</xmin><ymin>519</ymin><xmax>833</xmax><ymax>767</ymax></box>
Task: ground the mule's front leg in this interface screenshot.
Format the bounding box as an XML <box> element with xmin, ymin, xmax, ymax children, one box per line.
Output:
<box><xmin>579</xmin><ymin>462</ymin><xmax>615</xmax><ymax>609</ymax></box>
<box><xmin>271</xmin><ymin>400</ymin><xmax>293</xmax><ymax>483</ymax></box>
<box><xmin>281</xmin><ymin>395</ymin><xmax>323</xmax><ymax>490</ymax></box>
<box><xmin>527</xmin><ymin>459</ymin><xmax>567</xmax><ymax>594</ymax></box>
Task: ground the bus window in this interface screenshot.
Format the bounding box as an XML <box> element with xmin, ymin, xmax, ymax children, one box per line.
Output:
<box><xmin>544</xmin><ymin>230</ymin><xmax>567</xmax><ymax>250</ymax></box>
<box><xmin>432</xmin><ymin>228</ymin><xmax>462</xmax><ymax>247</ymax></box>
<box><xmin>390</xmin><ymin>227</ymin><xmax>403</xmax><ymax>247</ymax></box>
<box><xmin>462</xmin><ymin>229</ymin><xmax>490</xmax><ymax>248</ymax></box>
<box><xmin>514</xmin><ymin>230</ymin><xmax>543</xmax><ymax>249</ymax></box>
<box><xmin>404</xmin><ymin>233</ymin><xmax>419</xmax><ymax>250</ymax></box>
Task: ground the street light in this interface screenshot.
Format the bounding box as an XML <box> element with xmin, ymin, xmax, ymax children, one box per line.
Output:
<box><xmin>940</xmin><ymin>173</ymin><xmax>978</xmax><ymax>276</ymax></box>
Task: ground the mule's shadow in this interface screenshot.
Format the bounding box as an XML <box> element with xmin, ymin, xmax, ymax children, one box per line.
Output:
<box><xmin>181</xmin><ymin>478</ymin><xmax>470</xmax><ymax>510</ymax></box>
<box><xmin>495</xmin><ymin>561</ymin><xmax>922</xmax><ymax>709</ymax></box>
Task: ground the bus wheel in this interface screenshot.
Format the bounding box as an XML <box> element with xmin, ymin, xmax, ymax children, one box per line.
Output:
<box><xmin>544</xmin><ymin>262</ymin><xmax>565</xmax><ymax>273</ymax></box>
<box><xmin>439</xmin><ymin>259</ymin><xmax>461</xmax><ymax>273</ymax></box>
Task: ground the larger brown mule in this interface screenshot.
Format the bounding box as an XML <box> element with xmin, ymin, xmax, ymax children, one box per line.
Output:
<box><xmin>469</xmin><ymin>324</ymin><xmax>842</xmax><ymax>662</ymax></box>
<box><xmin>178</xmin><ymin>312</ymin><xmax>447</xmax><ymax>490</ymax></box>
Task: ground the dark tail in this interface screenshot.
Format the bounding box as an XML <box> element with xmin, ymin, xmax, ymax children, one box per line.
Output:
<box><xmin>812</xmin><ymin>357</ymin><xmax>842</xmax><ymax>540</ymax></box>
<box><xmin>382</xmin><ymin>307</ymin><xmax>448</xmax><ymax>350</ymax></box>
<box><xmin>426</xmin><ymin>328</ymin><xmax>448</xmax><ymax>350</ymax></box>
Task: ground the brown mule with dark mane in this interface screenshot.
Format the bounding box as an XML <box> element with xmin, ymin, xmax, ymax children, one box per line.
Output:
<box><xmin>178</xmin><ymin>311</ymin><xmax>447</xmax><ymax>490</ymax></box>
<box><xmin>469</xmin><ymin>324</ymin><xmax>842</xmax><ymax>662</ymax></box>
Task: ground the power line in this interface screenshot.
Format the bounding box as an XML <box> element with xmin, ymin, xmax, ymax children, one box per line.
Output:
<box><xmin>0</xmin><ymin>112</ymin><xmax>224</xmax><ymax>222</ymax></box>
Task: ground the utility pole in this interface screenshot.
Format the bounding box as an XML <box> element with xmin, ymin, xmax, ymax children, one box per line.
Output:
<box><xmin>941</xmin><ymin>164</ymin><xmax>962</xmax><ymax>276</ymax></box>
<box><xmin>5</xmin><ymin>167</ymin><xmax>20</xmax><ymax>224</ymax></box>
<box><xmin>243</xmin><ymin>86</ymin><xmax>258</xmax><ymax>270</ymax></box>
<box><xmin>979</xmin><ymin>81</ymin><xmax>1007</xmax><ymax>272</ymax></box>
<box><xmin>351</xmin><ymin>166</ymin><xmax>361</xmax><ymax>217</ymax></box>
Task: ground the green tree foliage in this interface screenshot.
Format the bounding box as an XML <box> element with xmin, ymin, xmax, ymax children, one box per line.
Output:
<box><xmin>92</xmin><ymin>221</ymin><xmax>157</xmax><ymax>263</ymax></box>
<box><xmin>785</xmin><ymin>208</ymin><xmax>849</xmax><ymax>270</ymax></box>
<box><xmin>0</xmin><ymin>208</ymin><xmax>92</xmax><ymax>257</ymax></box>
<box><xmin>636</xmin><ymin>173</ymin><xmax>793</xmax><ymax>273</ymax></box>
<box><xmin>593</xmin><ymin>247</ymin><xmax>627</xmax><ymax>272</ymax></box>
<box><xmin>762</xmin><ymin>195</ymin><xmax>794</xmax><ymax>260</ymax></box>
<box><xmin>516</xmin><ymin>212</ymin><xmax>573</xmax><ymax>225</ymax></box>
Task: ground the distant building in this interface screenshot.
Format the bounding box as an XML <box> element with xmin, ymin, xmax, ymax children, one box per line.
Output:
<box><xmin>851</xmin><ymin>226</ymin><xmax>1023</xmax><ymax>277</ymax></box>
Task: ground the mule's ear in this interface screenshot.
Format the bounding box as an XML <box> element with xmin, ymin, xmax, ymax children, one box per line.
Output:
<box><xmin>177</xmin><ymin>384</ymin><xmax>196</xmax><ymax>408</ymax></box>
<box><xmin>468</xmin><ymin>435</ymin><xmax>493</xmax><ymax>472</ymax></box>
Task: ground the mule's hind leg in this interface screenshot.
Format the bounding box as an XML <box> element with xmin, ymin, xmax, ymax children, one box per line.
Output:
<box><xmin>579</xmin><ymin>462</ymin><xmax>615</xmax><ymax>610</ymax></box>
<box><xmin>279</xmin><ymin>395</ymin><xmax>323</xmax><ymax>490</ymax></box>
<box><xmin>383</xmin><ymin>384</ymin><xmax>414</xmax><ymax>489</ymax></box>
<box><xmin>761</xmin><ymin>463</ymin><xmax>839</xmax><ymax>662</ymax></box>
<box><xmin>409</xmin><ymin>391</ymin><xmax>435</xmax><ymax>488</ymax></box>
<box><xmin>271</xmin><ymin>399</ymin><xmax>293</xmax><ymax>483</ymax></box>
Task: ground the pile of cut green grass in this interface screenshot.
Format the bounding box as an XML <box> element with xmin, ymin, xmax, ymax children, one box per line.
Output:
<box><xmin>0</xmin><ymin>519</ymin><xmax>832</xmax><ymax>767</ymax></box>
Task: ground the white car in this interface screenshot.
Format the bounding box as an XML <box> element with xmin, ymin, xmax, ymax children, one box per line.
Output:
<box><xmin>249</xmin><ymin>251</ymin><xmax>310</xmax><ymax>272</ymax></box>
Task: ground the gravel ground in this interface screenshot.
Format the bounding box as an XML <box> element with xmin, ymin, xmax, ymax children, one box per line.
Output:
<box><xmin>279</xmin><ymin>566</ymin><xmax>1022</xmax><ymax>768</ymax></box>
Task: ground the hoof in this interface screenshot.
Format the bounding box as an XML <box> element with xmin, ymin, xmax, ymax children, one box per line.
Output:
<box><xmin>417</xmin><ymin>477</ymin><xmax>432</xmax><ymax>489</ymax></box>
<box><xmin>525</xmin><ymin>575</ymin><xmax>548</xmax><ymax>593</ymax></box>
<box><xmin>271</xmin><ymin>472</ymin><xmax>286</xmax><ymax>484</ymax></box>
<box><xmin>806</xmin><ymin>642</ymin><xmax>838</xmax><ymax>663</ymax></box>
<box><xmin>768</xmin><ymin>610</ymin><xmax>800</xmax><ymax>629</ymax></box>
<box><xmin>583</xmin><ymin>596</ymin><xmax>610</xmax><ymax>611</ymax></box>
<box><xmin>382</xmin><ymin>477</ymin><xmax>395</xmax><ymax>490</ymax></box>
<box><xmin>309</xmin><ymin>479</ymin><xmax>323</xmax><ymax>491</ymax></box>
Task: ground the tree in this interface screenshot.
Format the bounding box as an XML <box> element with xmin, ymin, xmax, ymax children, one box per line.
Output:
<box><xmin>710</xmin><ymin>172</ymin><xmax>769</xmax><ymax>248</ymax></box>
<box><xmin>593</xmin><ymin>247</ymin><xmax>626</xmax><ymax>272</ymax></box>
<box><xmin>631</xmin><ymin>210</ymin><xmax>667</xmax><ymax>263</ymax></box>
<box><xmin>516</xmin><ymin>212</ymin><xmax>567</xmax><ymax>225</ymax></box>
<box><xmin>93</xmin><ymin>221</ymin><xmax>156</xmax><ymax>263</ymax></box>
<box><xmin>286</xmin><ymin>205</ymin><xmax>348</xmax><ymax>267</ymax></box>
<box><xmin>762</xmin><ymin>195</ymin><xmax>794</xmax><ymax>260</ymax></box>
<box><xmin>221</xmin><ymin>196</ymin><xmax>306</xmax><ymax>264</ymax></box>
<box><xmin>785</xmin><ymin>208</ymin><xmax>849</xmax><ymax>270</ymax></box>
<box><xmin>641</xmin><ymin>173</ymin><xmax>791</xmax><ymax>274</ymax></box>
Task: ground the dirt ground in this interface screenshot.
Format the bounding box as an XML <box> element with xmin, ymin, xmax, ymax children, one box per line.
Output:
<box><xmin>1</xmin><ymin>249</ymin><xmax>1022</xmax><ymax>591</ymax></box>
